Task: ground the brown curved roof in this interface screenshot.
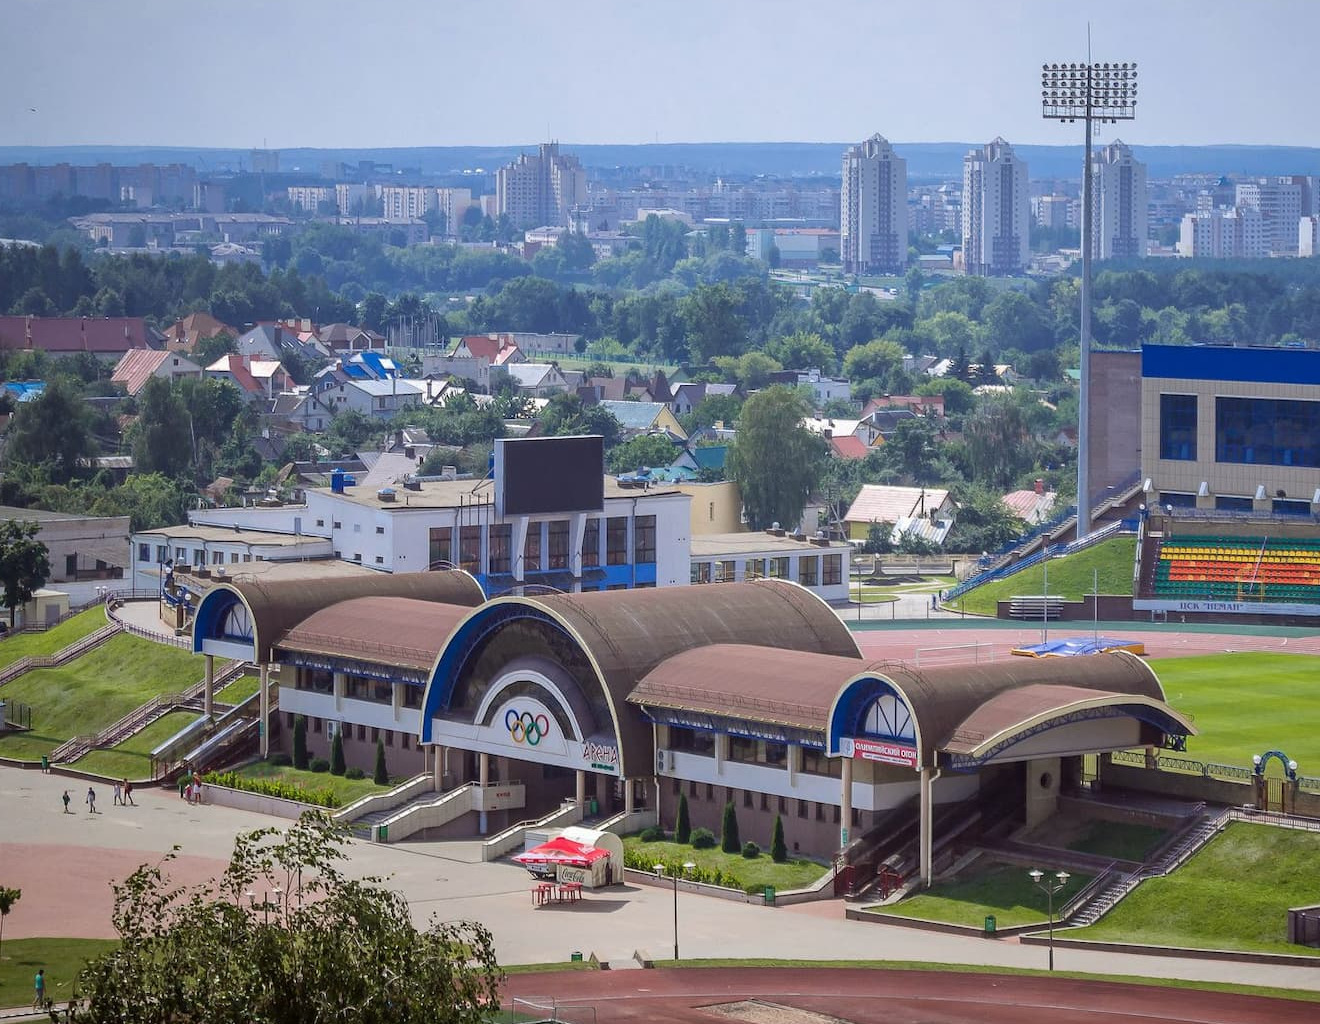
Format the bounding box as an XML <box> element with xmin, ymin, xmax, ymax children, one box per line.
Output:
<box><xmin>855</xmin><ymin>650</ymin><xmax>1169</xmax><ymax>763</ymax></box>
<box><xmin>629</xmin><ymin>644</ymin><xmax>863</xmax><ymax>733</ymax></box>
<box><xmin>521</xmin><ymin>580</ymin><xmax>860</xmax><ymax>776</ymax></box>
<box><xmin>277</xmin><ymin>597</ymin><xmax>474</xmax><ymax>671</ymax></box>
<box><xmin>210</xmin><ymin>570</ymin><xmax>484</xmax><ymax>662</ymax></box>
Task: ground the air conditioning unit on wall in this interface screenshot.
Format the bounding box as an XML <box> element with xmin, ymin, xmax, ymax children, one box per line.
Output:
<box><xmin>655</xmin><ymin>750</ymin><xmax>674</xmax><ymax>774</ymax></box>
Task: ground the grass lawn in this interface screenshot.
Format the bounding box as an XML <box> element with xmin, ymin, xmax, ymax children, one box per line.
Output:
<box><xmin>0</xmin><ymin>607</ymin><xmax>107</xmax><ymax>671</ymax></box>
<box><xmin>1070</xmin><ymin>823</ymin><xmax>1320</xmax><ymax>956</ymax></box>
<box><xmin>953</xmin><ymin>537</ymin><xmax>1137</xmax><ymax>617</ymax></box>
<box><xmin>1066</xmin><ymin>821</ymin><xmax>1167</xmax><ymax>863</ymax></box>
<box><xmin>75</xmin><ymin>710</ymin><xmax>200</xmax><ymax>780</ymax></box>
<box><xmin>0</xmin><ymin>937</ymin><xmax>118</xmax><ymax>1008</ymax></box>
<box><xmin>622</xmin><ymin>837</ymin><xmax>826</xmax><ymax>893</ymax></box>
<box><xmin>232</xmin><ymin>761</ymin><xmax>386</xmax><ymax>806</ymax></box>
<box><xmin>216</xmin><ymin>674</ymin><xmax>260</xmax><ymax>703</ymax></box>
<box><xmin>0</xmin><ymin>634</ymin><xmax>208</xmax><ymax>763</ymax></box>
<box><xmin>1148</xmin><ymin>653</ymin><xmax>1320</xmax><ymax>768</ymax></box>
<box><xmin>879</xmin><ymin>860</ymin><xmax>1092</xmax><ymax>929</ymax></box>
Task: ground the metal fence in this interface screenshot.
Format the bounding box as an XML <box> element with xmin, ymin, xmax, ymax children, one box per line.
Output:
<box><xmin>1110</xmin><ymin>749</ymin><xmax>1297</xmax><ymax>787</ymax></box>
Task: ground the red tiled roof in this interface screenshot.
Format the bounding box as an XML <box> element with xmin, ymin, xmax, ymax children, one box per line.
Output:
<box><xmin>110</xmin><ymin>349</ymin><xmax>170</xmax><ymax>395</ymax></box>
<box><xmin>0</xmin><ymin>316</ymin><xmax>152</xmax><ymax>354</ymax></box>
<box><xmin>208</xmin><ymin>354</ymin><xmax>262</xmax><ymax>394</ymax></box>
<box><xmin>830</xmin><ymin>435</ymin><xmax>869</xmax><ymax>460</ymax></box>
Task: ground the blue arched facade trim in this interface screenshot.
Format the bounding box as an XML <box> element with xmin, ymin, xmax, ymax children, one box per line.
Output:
<box><xmin>420</xmin><ymin>603</ymin><xmax>586</xmax><ymax>744</ymax></box>
<box><xmin>825</xmin><ymin>674</ymin><xmax>922</xmax><ymax>764</ymax></box>
<box><xmin>191</xmin><ymin>588</ymin><xmax>251</xmax><ymax>656</ymax></box>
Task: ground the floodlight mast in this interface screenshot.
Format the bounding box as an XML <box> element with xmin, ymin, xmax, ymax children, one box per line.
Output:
<box><xmin>1041</xmin><ymin>57</ymin><xmax>1137</xmax><ymax>539</ymax></box>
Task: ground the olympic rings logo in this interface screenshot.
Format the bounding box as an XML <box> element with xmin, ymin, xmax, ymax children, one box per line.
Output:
<box><xmin>505</xmin><ymin>708</ymin><xmax>551</xmax><ymax>746</ymax></box>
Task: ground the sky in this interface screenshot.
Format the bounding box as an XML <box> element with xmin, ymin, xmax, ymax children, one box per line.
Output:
<box><xmin>5</xmin><ymin>0</ymin><xmax>1319</xmax><ymax>150</ymax></box>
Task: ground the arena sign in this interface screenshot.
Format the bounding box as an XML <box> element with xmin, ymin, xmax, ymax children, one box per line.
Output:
<box><xmin>839</xmin><ymin>736</ymin><xmax>919</xmax><ymax>767</ymax></box>
<box><xmin>426</xmin><ymin>695</ymin><xmax>622</xmax><ymax>775</ymax></box>
<box><xmin>1134</xmin><ymin>599</ymin><xmax>1320</xmax><ymax>617</ymax></box>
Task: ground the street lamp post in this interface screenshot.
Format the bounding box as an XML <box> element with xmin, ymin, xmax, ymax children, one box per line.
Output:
<box><xmin>1042</xmin><ymin>51</ymin><xmax>1137</xmax><ymax>541</ymax></box>
<box><xmin>655</xmin><ymin>861</ymin><xmax>696</xmax><ymax>961</ymax></box>
<box><xmin>1028</xmin><ymin>868</ymin><xmax>1071</xmax><ymax>971</ymax></box>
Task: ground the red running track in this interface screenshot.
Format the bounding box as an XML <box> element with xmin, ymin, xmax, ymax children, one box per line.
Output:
<box><xmin>504</xmin><ymin>967</ymin><xmax>1317</xmax><ymax>1023</ymax></box>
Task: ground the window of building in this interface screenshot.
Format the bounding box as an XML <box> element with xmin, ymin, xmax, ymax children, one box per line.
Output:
<box><xmin>243</xmin><ymin>554</ymin><xmax>251</xmax><ymax>562</ymax></box>
<box><xmin>689</xmin><ymin>780</ymin><xmax>699</xmax><ymax>797</ymax></box>
<box><xmin>459</xmin><ymin>526</ymin><xmax>481</xmax><ymax>573</ymax></box>
<box><xmin>156</xmin><ymin>545</ymin><xmax>168</xmax><ymax>563</ymax></box>
<box><xmin>313</xmin><ymin>718</ymin><xmax>322</xmax><ymax>735</ymax></box>
<box><xmin>353</xmin><ymin>523</ymin><xmax>361</xmax><ymax>533</ymax></box>
<box><xmin>230</xmin><ymin>552</ymin><xmax>239</xmax><ymax>563</ymax></box>
<box><xmin>193</xmin><ymin>549</ymin><xmax>206</xmax><ymax>565</ymax></box>
<box><xmin>1215</xmin><ymin>495</ymin><xmax>1253</xmax><ymax>511</ymax></box>
<box><xmin>797</xmin><ymin>799</ymin><xmax>808</xmax><ymax>819</ymax></box>
<box><xmin>691</xmin><ymin>562</ymin><xmax>712</xmax><ymax>584</ymax></box>
<box><xmin>401</xmin><ymin>733</ymin><xmax>409</xmax><ymax>750</ymax></box>
<box><xmin>728</xmin><ymin>736</ymin><xmax>757</xmax><ymax>763</ymax></box>
<box><xmin>705</xmin><ymin>783</ymin><xmax>714</xmax><ymax>801</ymax></box>
<box><xmin>801</xmin><ymin>748</ymin><xmax>842</xmax><ymax>778</ymax></box>
<box><xmin>138</xmin><ymin>543</ymin><xmax>150</xmax><ymax>562</ymax></box>
<box><xmin>489</xmin><ymin>524</ymin><xmax>512</xmax><ymax>574</ymax></box>
<box><xmin>760</xmin><ymin>792</ymin><xmax>770</xmax><ymax>811</ymax></box>
<box><xmin>316</xmin><ymin>519</ymin><xmax>324</xmax><ymax>528</ymax></box>
<box><xmin>375</xmin><ymin>526</ymin><xmax>384</xmax><ymax>535</ymax></box>
<box><xmin>798</xmin><ymin>556</ymin><xmax>819</xmax><ymax>587</ymax></box>
<box><xmin>1275</xmin><ymin>498</ymin><xmax>1311</xmax><ymax>515</ymax></box>
<box><xmin>745</xmin><ymin>558</ymin><xmax>765</xmax><ymax>581</ymax></box>
<box><xmin>384</xmin><ymin>730</ymin><xmax>393</xmax><ymax>747</ymax></box>
<box><xmin>428</xmin><ymin>527</ymin><xmax>451</xmax><ymax>567</ymax></box>
<box><xmin>823</xmin><ymin>554</ymin><xmax>843</xmax><ymax>586</ymax></box>
<box><xmin>353</xmin><ymin>553</ymin><xmax>362</xmax><ymax>562</ymax></box>
<box><xmin>1215</xmin><ymin>396</ymin><xmax>1320</xmax><ymax>468</ymax></box>
<box><xmin>851</xmin><ymin>808</ymin><xmax>861</xmax><ymax>828</ymax></box>
<box><xmin>606</xmin><ymin>517</ymin><xmax>628</xmax><ymax>565</ymax></box>
<box><xmin>371</xmin><ymin>728</ymin><xmax>379</xmax><ymax>743</ymax></box>
<box><xmin>1159</xmin><ymin>393</ymin><xmax>1198</xmax><ymax>461</ymax></box>
<box><xmin>1163</xmin><ymin>491</ymin><xmax>1196</xmax><ymax>508</ymax></box>
<box><xmin>356</xmin><ymin>724</ymin><xmax>365</xmax><ymax>741</ymax></box>
<box><xmin>743</xmin><ymin>789</ymin><xmax>753</xmax><ymax>809</ymax></box>
<box><xmin>833</xmin><ymin>805</ymin><xmax>841</xmax><ymax>824</ymax></box>
<box><xmin>332</xmin><ymin>521</ymin><xmax>342</xmax><ymax>530</ymax></box>
<box><xmin>669</xmin><ymin>726</ymin><xmax>715</xmax><ymax>756</ymax></box>
<box><xmin>581</xmin><ymin>518</ymin><xmax>601</xmax><ymax>567</ymax></box>
<box><xmin>763</xmin><ymin>742</ymin><xmax>787</xmax><ymax>767</ymax></box>
<box><xmin>523</xmin><ymin>522</ymin><xmax>542</xmax><ymax>572</ymax></box>
<box><xmin>402</xmin><ymin>685</ymin><xmax>421</xmax><ymax>709</ymax></box>
<box><xmin>548</xmin><ymin>520</ymin><xmax>570</xmax><ymax>569</ymax></box>
<box><xmin>768</xmin><ymin>557</ymin><xmax>790</xmax><ymax>579</ymax></box>
<box><xmin>715</xmin><ymin>559</ymin><xmax>736</xmax><ymax>583</ymax></box>
<box><xmin>778</xmin><ymin>796</ymin><xmax>787</xmax><ymax>814</ymax></box>
<box><xmin>633</xmin><ymin>515</ymin><xmax>656</xmax><ymax>563</ymax></box>
<box><xmin>815</xmin><ymin>802</ymin><xmax>826</xmax><ymax>822</ymax></box>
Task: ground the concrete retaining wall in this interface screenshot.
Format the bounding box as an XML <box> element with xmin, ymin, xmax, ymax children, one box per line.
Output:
<box><xmin>205</xmin><ymin>783</ymin><xmax>321</xmax><ymax>820</ymax></box>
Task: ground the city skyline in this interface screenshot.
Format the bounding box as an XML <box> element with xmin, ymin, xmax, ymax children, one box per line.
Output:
<box><xmin>5</xmin><ymin>0</ymin><xmax>1319</xmax><ymax>151</ymax></box>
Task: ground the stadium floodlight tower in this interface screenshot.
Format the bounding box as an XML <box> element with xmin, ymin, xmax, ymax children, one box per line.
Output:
<box><xmin>1042</xmin><ymin>55</ymin><xmax>1137</xmax><ymax>539</ymax></box>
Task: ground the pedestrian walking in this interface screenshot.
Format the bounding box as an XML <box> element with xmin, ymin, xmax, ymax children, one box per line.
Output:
<box><xmin>86</xmin><ymin>786</ymin><xmax>98</xmax><ymax>814</ymax></box>
<box><xmin>33</xmin><ymin>969</ymin><xmax>45</xmax><ymax>1009</ymax></box>
<box><xmin>62</xmin><ymin>790</ymin><xmax>71</xmax><ymax>814</ymax></box>
<box><xmin>112</xmin><ymin>780</ymin><xmax>123</xmax><ymax>806</ymax></box>
<box><xmin>123</xmin><ymin>778</ymin><xmax>135</xmax><ymax>806</ymax></box>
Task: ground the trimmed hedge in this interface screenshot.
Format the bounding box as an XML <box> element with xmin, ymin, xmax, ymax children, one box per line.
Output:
<box><xmin>622</xmin><ymin>848</ymin><xmax>752</xmax><ymax>893</ymax></box>
<box><xmin>204</xmin><ymin>770</ymin><xmax>342</xmax><ymax>809</ymax></box>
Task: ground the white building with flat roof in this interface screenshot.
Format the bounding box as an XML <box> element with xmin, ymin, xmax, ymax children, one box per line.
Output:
<box><xmin>962</xmin><ymin>138</ymin><xmax>1028</xmax><ymax>276</ymax></box>
<box><xmin>840</xmin><ymin>134</ymin><xmax>907</xmax><ymax>275</ymax></box>
<box><xmin>1091</xmin><ymin>140</ymin><xmax>1147</xmax><ymax>260</ymax></box>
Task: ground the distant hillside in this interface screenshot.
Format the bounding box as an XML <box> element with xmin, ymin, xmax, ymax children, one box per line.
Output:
<box><xmin>0</xmin><ymin>142</ymin><xmax>1317</xmax><ymax>181</ymax></box>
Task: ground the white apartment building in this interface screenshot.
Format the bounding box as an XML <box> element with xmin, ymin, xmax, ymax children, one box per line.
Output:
<box><xmin>286</xmin><ymin>186</ymin><xmax>334</xmax><ymax>213</ymax></box>
<box><xmin>962</xmin><ymin>138</ymin><xmax>1029</xmax><ymax>276</ymax></box>
<box><xmin>380</xmin><ymin>186</ymin><xmax>436</xmax><ymax>222</ymax></box>
<box><xmin>1177</xmin><ymin>206</ymin><xmax>1267</xmax><ymax>259</ymax></box>
<box><xmin>1031</xmin><ymin>194</ymin><xmax>1076</xmax><ymax>230</ymax></box>
<box><xmin>1091</xmin><ymin>140</ymin><xmax>1147</xmax><ymax>260</ymax></box>
<box><xmin>496</xmin><ymin>143</ymin><xmax>587</xmax><ymax>229</ymax></box>
<box><xmin>840</xmin><ymin>134</ymin><xmax>907</xmax><ymax>275</ymax></box>
<box><xmin>335</xmin><ymin>183</ymin><xmax>377</xmax><ymax>216</ymax></box>
<box><xmin>1301</xmin><ymin>216</ymin><xmax>1320</xmax><ymax>257</ymax></box>
<box><xmin>1235</xmin><ymin>176</ymin><xmax>1318</xmax><ymax>256</ymax></box>
<box><xmin>436</xmin><ymin>187</ymin><xmax>474</xmax><ymax>233</ymax></box>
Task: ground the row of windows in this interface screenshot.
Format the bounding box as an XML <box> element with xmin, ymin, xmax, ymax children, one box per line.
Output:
<box><xmin>295</xmin><ymin>669</ymin><xmax>423</xmax><ymax>709</ymax></box>
<box><xmin>288</xmin><ymin>713</ymin><xmax>412</xmax><ymax>750</ymax></box>
<box><xmin>669</xmin><ymin>727</ymin><xmax>842</xmax><ymax>777</ymax></box>
<box><xmin>143</xmin><ymin>544</ymin><xmax>262</xmax><ymax>567</ymax></box>
<box><xmin>673</xmin><ymin>778</ymin><xmax>861</xmax><ymax>826</ymax></box>
<box><xmin>691</xmin><ymin>553</ymin><xmax>843</xmax><ymax>587</ymax></box>
<box><xmin>427</xmin><ymin>515</ymin><xmax>656</xmax><ymax>573</ymax></box>
<box><xmin>1160</xmin><ymin>393</ymin><xmax>1320</xmax><ymax>468</ymax></box>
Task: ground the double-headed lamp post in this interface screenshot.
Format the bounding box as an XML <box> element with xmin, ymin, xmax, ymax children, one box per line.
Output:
<box><xmin>655</xmin><ymin>861</ymin><xmax>696</xmax><ymax>961</ymax></box>
<box><xmin>1028</xmin><ymin>868</ymin><xmax>1071</xmax><ymax>971</ymax></box>
<box><xmin>1041</xmin><ymin>56</ymin><xmax>1137</xmax><ymax>541</ymax></box>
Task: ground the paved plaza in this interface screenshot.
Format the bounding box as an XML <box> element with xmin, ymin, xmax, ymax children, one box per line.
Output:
<box><xmin>3</xmin><ymin>765</ymin><xmax>1320</xmax><ymax>998</ymax></box>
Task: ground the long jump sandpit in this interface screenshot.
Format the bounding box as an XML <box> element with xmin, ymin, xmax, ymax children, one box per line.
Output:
<box><xmin>504</xmin><ymin>966</ymin><xmax>1317</xmax><ymax>1023</ymax></box>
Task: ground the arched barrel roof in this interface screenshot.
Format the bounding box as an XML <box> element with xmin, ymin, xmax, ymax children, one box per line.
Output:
<box><xmin>194</xmin><ymin>570</ymin><xmax>484</xmax><ymax>662</ymax></box>
<box><xmin>276</xmin><ymin>596</ymin><xmax>475</xmax><ymax>672</ymax></box>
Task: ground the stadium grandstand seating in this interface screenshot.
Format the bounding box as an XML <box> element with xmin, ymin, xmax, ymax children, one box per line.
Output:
<box><xmin>1153</xmin><ymin>535</ymin><xmax>1320</xmax><ymax>604</ymax></box>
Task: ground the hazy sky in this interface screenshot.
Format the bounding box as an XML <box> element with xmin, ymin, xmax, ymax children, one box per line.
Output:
<box><xmin>5</xmin><ymin>0</ymin><xmax>1318</xmax><ymax>149</ymax></box>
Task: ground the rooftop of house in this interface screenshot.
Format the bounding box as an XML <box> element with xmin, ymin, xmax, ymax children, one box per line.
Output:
<box><xmin>690</xmin><ymin>531</ymin><xmax>846</xmax><ymax>557</ymax></box>
<box><xmin>845</xmin><ymin>484</ymin><xmax>952</xmax><ymax>523</ymax></box>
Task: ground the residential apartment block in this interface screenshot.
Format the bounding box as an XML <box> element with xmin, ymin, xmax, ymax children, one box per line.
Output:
<box><xmin>962</xmin><ymin>138</ymin><xmax>1029</xmax><ymax>276</ymax></box>
<box><xmin>1235</xmin><ymin>176</ymin><xmax>1319</xmax><ymax>256</ymax></box>
<box><xmin>496</xmin><ymin>143</ymin><xmax>587</xmax><ymax>229</ymax></box>
<box><xmin>840</xmin><ymin>134</ymin><xmax>907</xmax><ymax>275</ymax></box>
<box><xmin>1177</xmin><ymin>206</ymin><xmax>1267</xmax><ymax>259</ymax></box>
<box><xmin>1090</xmin><ymin>140</ymin><xmax>1147</xmax><ymax>260</ymax></box>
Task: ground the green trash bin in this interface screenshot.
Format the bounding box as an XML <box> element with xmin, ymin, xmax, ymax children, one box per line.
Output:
<box><xmin>763</xmin><ymin>886</ymin><xmax>776</xmax><ymax>905</ymax></box>
<box><xmin>373</xmin><ymin>824</ymin><xmax>389</xmax><ymax>843</ymax></box>
<box><xmin>40</xmin><ymin>755</ymin><xmax>49</xmax><ymax>772</ymax></box>
<box><xmin>984</xmin><ymin>914</ymin><xmax>996</xmax><ymax>935</ymax></box>
<box><xmin>588</xmin><ymin>797</ymin><xmax>598</xmax><ymax>815</ymax></box>
<box><xmin>570</xmin><ymin>951</ymin><xmax>583</xmax><ymax>963</ymax></box>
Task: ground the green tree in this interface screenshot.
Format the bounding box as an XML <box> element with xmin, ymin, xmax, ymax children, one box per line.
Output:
<box><xmin>293</xmin><ymin>716</ymin><xmax>308</xmax><ymax>771</ymax></box>
<box><xmin>720</xmin><ymin>800</ymin><xmax>741</xmax><ymax>854</ymax></box>
<box><xmin>675</xmin><ymin>793</ymin><xmax>691</xmax><ymax>844</ymax></box>
<box><xmin>131</xmin><ymin>377</ymin><xmax>194</xmax><ymax>479</ymax></box>
<box><xmin>944</xmin><ymin>487</ymin><xmax>1023</xmax><ymax>554</ymax></box>
<box><xmin>70</xmin><ymin>812</ymin><xmax>499</xmax><ymax>1024</ymax></box>
<box><xmin>607</xmin><ymin>433</ymin><xmax>677</xmax><ymax>475</ymax></box>
<box><xmin>842</xmin><ymin>338</ymin><xmax>906</xmax><ymax>383</ymax></box>
<box><xmin>964</xmin><ymin>394</ymin><xmax>1038</xmax><ymax>489</ymax></box>
<box><xmin>195</xmin><ymin>332</ymin><xmax>236</xmax><ymax>366</ymax></box>
<box><xmin>768</xmin><ymin>330</ymin><xmax>836</xmax><ymax>374</ymax></box>
<box><xmin>0</xmin><ymin>886</ymin><xmax>19</xmax><ymax>962</ymax></box>
<box><xmin>374</xmin><ymin>737</ymin><xmax>389</xmax><ymax>786</ymax></box>
<box><xmin>330</xmin><ymin>730</ymin><xmax>346</xmax><ymax>776</ymax></box>
<box><xmin>770</xmin><ymin>815</ymin><xmax>787</xmax><ymax>863</ymax></box>
<box><xmin>728</xmin><ymin>387</ymin><xmax>827</xmax><ymax>530</ymax></box>
<box><xmin>4</xmin><ymin>377</ymin><xmax>97</xmax><ymax>485</ymax></box>
<box><xmin>681</xmin><ymin>283</ymin><xmax>747</xmax><ymax>365</ymax></box>
<box><xmin>0</xmin><ymin>519</ymin><xmax>50</xmax><ymax>627</ymax></box>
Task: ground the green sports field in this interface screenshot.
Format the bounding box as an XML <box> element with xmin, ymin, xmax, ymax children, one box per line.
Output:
<box><xmin>1148</xmin><ymin>652</ymin><xmax>1320</xmax><ymax>769</ymax></box>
